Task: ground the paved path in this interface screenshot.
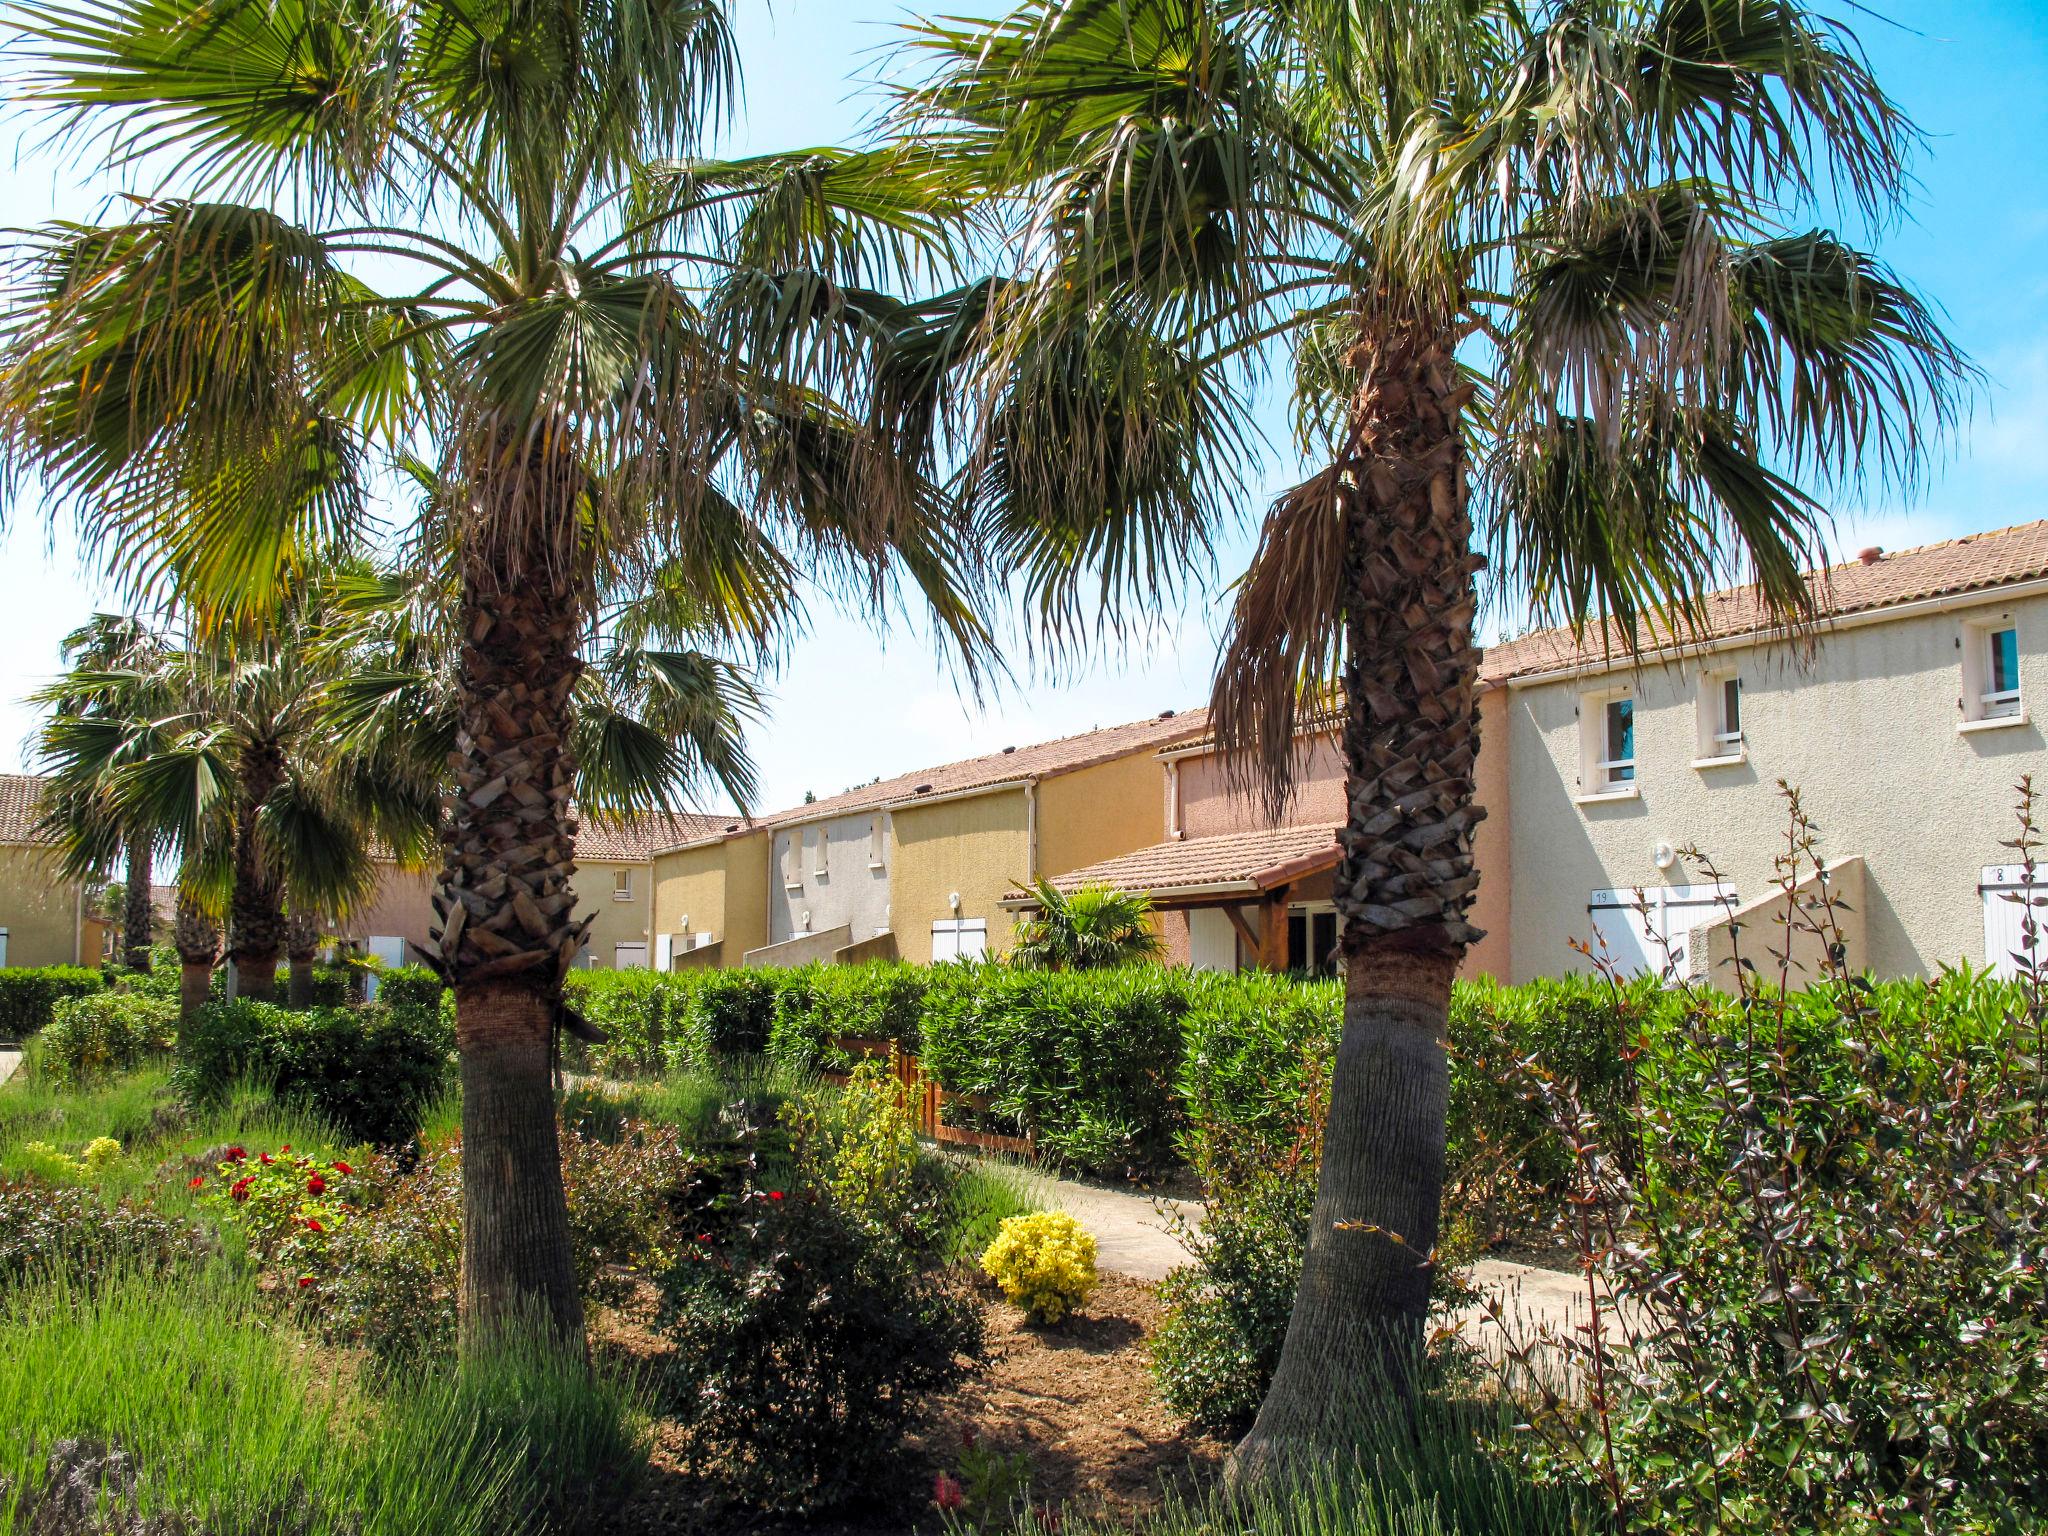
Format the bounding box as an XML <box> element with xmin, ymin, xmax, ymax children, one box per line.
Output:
<box><xmin>0</xmin><ymin>1048</ymin><xmax>20</xmax><ymax>1088</ymax></box>
<box><xmin>1009</xmin><ymin>1162</ymin><xmax>1610</xmax><ymax>1368</ymax></box>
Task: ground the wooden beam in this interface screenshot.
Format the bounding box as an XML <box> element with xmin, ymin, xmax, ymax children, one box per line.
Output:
<box><xmin>1221</xmin><ymin>902</ymin><xmax>1261</xmax><ymax>959</ymax></box>
<box><xmin>1255</xmin><ymin>883</ymin><xmax>1293</xmax><ymax>971</ymax></box>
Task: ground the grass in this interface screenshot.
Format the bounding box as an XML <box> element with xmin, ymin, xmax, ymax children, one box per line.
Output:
<box><xmin>943</xmin><ymin>1153</ymin><xmax>1046</xmax><ymax>1262</ymax></box>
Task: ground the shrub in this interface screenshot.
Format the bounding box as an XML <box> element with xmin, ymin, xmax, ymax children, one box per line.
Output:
<box><xmin>198</xmin><ymin>1143</ymin><xmax>359</xmax><ymax>1276</ymax></box>
<box><xmin>35</xmin><ymin>993</ymin><xmax>177</xmax><ymax>1087</ymax></box>
<box><xmin>690</xmin><ymin>967</ymin><xmax>784</xmax><ymax>1056</ymax></box>
<box><xmin>173</xmin><ymin>1000</ymin><xmax>452</xmax><ymax>1145</ymax></box>
<box><xmin>768</xmin><ymin>963</ymin><xmax>929</xmax><ymax>1071</ymax></box>
<box><xmin>376</xmin><ymin>966</ymin><xmax>446</xmax><ymax>1025</ymax></box>
<box><xmin>979</xmin><ymin>1211</ymin><xmax>1097</xmax><ymax>1324</ymax></box>
<box><xmin>0</xmin><ymin>1179</ymin><xmax>203</xmax><ymax>1289</ymax></box>
<box><xmin>566</xmin><ymin>968</ymin><xmax>706</xmax><ymax>1076</ymax></box>
<box><xmin>0</xmin><ymin>966</ymin><xmax>105</xmax><ymax>1040</ymax></box>
<box><xmin>1176</xmin><ymin>970</ymin><xmax>1340</xmax><ymax>1177</ymax></box>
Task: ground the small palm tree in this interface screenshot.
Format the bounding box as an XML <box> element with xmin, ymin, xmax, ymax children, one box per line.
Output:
<box><xmin>897</xmin><ymin>0</ymin><xmax>1969</xmax><ymax>1467</ymax></box>
<box><xmin>1</xmin><ymin>0</ymin><xmax>992</xmax><ymax>1346</ymax></box>
<box><xmin>1010</xmin><ymin>879</ymin><xmax>1166</xmax><ymax>971</ymax></box>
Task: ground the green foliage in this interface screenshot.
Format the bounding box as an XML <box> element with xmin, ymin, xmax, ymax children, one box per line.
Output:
<box><xmin>0</xmin><ymin>1179</ymin><xmax>203</xmax><ymax>1290</ymax></box>
<box><xmin>35</xmin><ymin>992</ymin><xmax>178</xmax><ymax>1088</ymax></box>
<box><xmin>374</xmin><ymin>965</ymin><xmax>446</xmax><ymax>1024</ymax></box>
<box><xmin>172</xmin><ymin>1000</ymin><xmax>452</xmax><ymax>1146</ymax></box>
<box><xmin>562</xmin><ymin>966</ymin><xmax>791</xmax><ymax>1076</ymax></box>
<box><xmin>0</xmin><ymin>966</ymin><xmax>106</xmax><ymax>1040</ymax></box>
<box><xmin>769</xmin><ymin>962</ymin><xmax>930</xmax><ymax>1071</ymax></box>
<box><xmin>1177</xmin><ymin>970</ymin><xmax>1341</xmax><ymax>1174</ymax></box>
<box><xmin>780</xmin><ymin>1057</ymin><xmax>933</xmax><ymax>1241</ymax></box>
<box><xmin>1009</xmin><ymin>879</ymin><xmax>1165</xmax><ymax>971</ymax></box>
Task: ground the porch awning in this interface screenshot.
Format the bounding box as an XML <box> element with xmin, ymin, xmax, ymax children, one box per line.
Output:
<box><xmin>1003</xmin><ymin>824</ymin><xmax>1342</xmax><ymax>908</ymax></box>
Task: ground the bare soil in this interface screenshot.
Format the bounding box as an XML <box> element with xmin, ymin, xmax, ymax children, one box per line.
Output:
<box><xmin>599</xmin><ymin>1271</ymin><xmax>1223</xmax><ymax>1535</ymax></box>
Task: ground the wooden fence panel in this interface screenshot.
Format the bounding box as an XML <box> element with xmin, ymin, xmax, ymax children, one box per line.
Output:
<box><xmin>824</xmin><ymin>1034</ymin><xmax>1034</xmax><ymax>1159</ymax></box>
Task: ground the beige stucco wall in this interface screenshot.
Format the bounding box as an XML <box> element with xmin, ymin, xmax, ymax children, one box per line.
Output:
<box><xmin>1176</xmin><ymin>733</ymin><xmax>1346</xmax><ymax>838</ymax></box>
<box><xmin>0</xmin><ymin>846</ymin><xmax>81</xmax><ymax>967</ymax></box>
<box><xmin>338</xmin><ymin>864</ymin><xmax>435</xmax><ymax>956</ymax></box>
<box><xmin>1463</xmin><ymin>684</ymin><xmax>1513</xmax><ymax>979</ymax></box>
<box><xmin>572</xmin><ymin>858</ymin><xmax>653</xmax><ymax>967</ymax></box>
<box><xmin>1037</xmin><ymin>751</ymin><xmax>1173</xmax><ymax>876</ymax></box>
<box><xmin>1504</xmin><ymin>591</ymin><xmax>2048</xmax><ymax>982</ymax></box>
<box><xmin>891</xmin><ymin>789</ymin><xmax>1031</xmax><ymax>963</ymax></box>
<box><xmin>769</xmin><ymin>812</ymin><xmax>893</xmax><ymax>946</ymax></box>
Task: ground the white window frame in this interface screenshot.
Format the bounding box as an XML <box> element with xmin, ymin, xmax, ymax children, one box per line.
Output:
<box><xmin>1961</xmin><ymin>615</ymin><xmax>2026</xmax><ymax>729</ymax></box>
<box><xmin>1694</xmin><ymin>669</ymin><xmax>1745</xmax><ymax>766</ymax></box>
<box><xmin>931</xmin><ymin>917</ymin><xmax>988</xmax><ymax>962</ymax></box>
<box><xmin>612</xmin><ymin>867</ymin><xmax>634</xmax><ymax>901</ymax></box>
<box><xmin>1577</xmin><ymin>687</ymin><xmax>1639</xmax><ymax>802</ymax></box>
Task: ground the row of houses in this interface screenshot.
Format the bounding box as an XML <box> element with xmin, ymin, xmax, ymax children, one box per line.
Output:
<box><xmin>6</xmin><ymin>519</ymin><xmax>2046</xmax><ymax>984</ymax></box>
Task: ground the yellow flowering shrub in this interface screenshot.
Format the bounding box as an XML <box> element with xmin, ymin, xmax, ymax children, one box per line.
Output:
<box><xmin>82</xmin><ymin>1137</ymin><xmax>123</xmax><ymax>1169</ymax></box>
<box><xmin>979</xmin><ymin>1211</ymin><xmax>1097</xmax><ymax>1324</ymax></box>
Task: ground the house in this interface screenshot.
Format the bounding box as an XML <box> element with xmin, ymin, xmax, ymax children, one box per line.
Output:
<box><xmin>646</xmin><ymin>711</ymin><xmax>1209</xmax><ymax>967</ymax></box>
<box><xmin>0</xmin><ymin>774</ymin><xmax>94</xmax><ymax>968</ymax></box>
<box><xmin>1019</xmin><ymin>520</ymin><xmax>2048</xmax><ymax>988</ymax></box>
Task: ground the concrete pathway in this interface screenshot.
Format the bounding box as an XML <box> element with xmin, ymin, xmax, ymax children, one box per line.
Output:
<box><xmin>0</xmin><ymin>1048</ymin><xmax>20</xmax><ymax>1088</ymax></box>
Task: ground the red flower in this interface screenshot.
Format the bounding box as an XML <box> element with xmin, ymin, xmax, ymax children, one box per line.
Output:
<box><xmin>932</xmin><ymin>1473</ymin><xmax>965</xmax><ymax>1512</ymax></box>
<box><xmin>296</xmin><ymin>1276</ymin><xmax>314</xmax><ymax>1289</ymax></box>
<box><xmin>230</xmin><ymin>1177</ymin><xmax>252</xmax><ymax>1202</ymax></box>
<box><xmin>768</xmin><ymin>1190</ymin><xmax>785</xmax><ymax>1202</ymax></box>
<box><xmin>225</xmin><ymin>1146</ymin><xmax>246</xmax><ymax>1162</ymax></box>
<box><xmin>259</xmin><ymin>1153</ymin><xmax>274</xmax><ymax>1166</ymax></box>
<box><xmin>281</xmin><ymin>1144</ymin><xmax>291</xmax><ymax>1153</ymax></box>
<box><xmin>332</xmin><ymin>1161</ymin><xmax>352</xmax><ymax>1176</ymax></box>
<box><xmin>306</xmin><ymin>1175</ymin><xmax>326</xmax><ymax>1196</ymax></box>
<box><xmin>188</xmin><ymin>1175</ymin><xmax>206</xmax><ymax>1190</ymax></box>
<box><xmin>304</xmin><ymin>1218</ymin><xmax>324</xmax><ymax>1234</ymax></box>
<box><xmin>696</xmin><ymin>1233</ymin><xmax>713</xmax><ymax>1243</ymax></box>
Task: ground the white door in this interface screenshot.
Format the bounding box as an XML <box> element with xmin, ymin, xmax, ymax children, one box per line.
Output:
<box><xmin>931</xmin><ymin>918</ymin><xmax>988</xmax><ymax>962</ymax></box>
<box><xmin>614</xmin><ymin>942</ymin><xmax>649</xmax><ymax>969</ymax></box>
<box><xmin>654</xmin><ymin>933</ymin><xmax>674</xmax><ymax>970</ymax></box>
<box><xmin>1587</xmin><ymin>885</ymin><xmax>1738</xmax><ymax>979</ymax></box>
<box><xmin>1188</xmin><ymin>908</ymin><xmax>1239</xmax><ymax>972</ymax></box>
<box><xmin>1981</xmin><ymin>865</ymin><xmax>2047</xmax><ymax>979</ymax></box>
<box><xmin>363</xmin><ymin>934</ymin><xmax>407</xmax><ymax>1000</ymax></box>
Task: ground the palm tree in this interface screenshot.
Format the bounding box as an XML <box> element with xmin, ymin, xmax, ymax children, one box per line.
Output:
<box><xmin>1</xmin><ymin>0</ymin><xmax>990</xmax><ymax>1345</ymax></box>
<box><xmin>1010</xmin><ymin>879</ymin><xmax>1165</xmax><ymax>970</ymax></box>
<box><xmin>171</xmin><ymin>887</ymin><xmax>223</xmax><ymax>1022</ymax></box>
<box><xmin>897</xmin><ymin>0</ymin><xmax>1969</xmax><ymax>1466</ymax></box>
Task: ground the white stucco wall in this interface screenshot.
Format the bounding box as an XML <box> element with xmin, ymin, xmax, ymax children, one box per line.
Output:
<box><xmin>768</xmin><ymin>811</ymin><xmax>893</xmax><ymax>945</ymax></box>
<box><xmin>1504</xmin><ymin>589</ymin><xmax>2048</xmax><ymax>981</ymax></box>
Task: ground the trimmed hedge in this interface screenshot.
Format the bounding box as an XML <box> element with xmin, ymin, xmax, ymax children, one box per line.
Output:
<box><xmin>173</xmin><ymin>999</ymin><xmax>454</xmax><ymax>1146</ymax></box>
<box><xmin>0</xmin><ymin>966</ymin><xmax>106</xmax><ymax>1040</ymax></box>
<box><xmin>37</xmin><ymin>993</ymin><xmax>178</xmax><ymax>1087</ymax></box>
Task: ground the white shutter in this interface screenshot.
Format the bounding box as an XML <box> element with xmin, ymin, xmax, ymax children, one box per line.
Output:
<box><xmin>654</xmin><ymin>933</ymin><xmax>674</xmax><ymax>970</ymax></box>
<box><xmin>1188</xmin><ymin>908</ymin><xmax>1239</xmax><ymax>972</ymax></box>
<box><xmin>956</xmin><ymin>919</ymin><xmax>988</xmax><ymax>960</ymax></box>
<box><xmin>931</xmin><ymin>921</ymin><xmax>959</xmax><ymax>962</ymax></box>
<box><xmin>1587</xmin><ymin>886</ymin><xmax>1737</xmax><ymax>980</ymax></box>
<box><xmin>1981</xmin><ymin>866</ymin><xmax>2047</xmax><ymax>979</ymax></box>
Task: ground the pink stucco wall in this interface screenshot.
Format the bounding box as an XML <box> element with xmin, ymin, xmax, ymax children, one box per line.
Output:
<box><xmin>1173</xmin><ymin>732</ymin><xmax>1347</xmax><ymax>838</ymax></box>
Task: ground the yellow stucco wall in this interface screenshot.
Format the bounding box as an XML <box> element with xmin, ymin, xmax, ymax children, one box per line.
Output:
<box><xmin>571</xmin><ymin>858</ymin><xmax>653</xmax><ymax>967</ymax></box>
<box><xmin>723</xmin><ymin>831</ymin><xmax>771</xmax><ymax>959</ymax></box>
<box><xmin>0</xmin><ymin>846</ymin><xmax>81</xmax><ymax>967</ymax></box>
<box><xmin>651</xmin><ymin>841</ymin><xmax>730</xmax><ymax>956</ymax></box>
<box><xmin>1036</xmin><ymin>749</ymin><xmax>1174</xmax><ymax>878</ymax></box>
<box><xmin>890</xmin><ymin>790</ymin><xmax>1030</xmax><ymax>963</ymax></box>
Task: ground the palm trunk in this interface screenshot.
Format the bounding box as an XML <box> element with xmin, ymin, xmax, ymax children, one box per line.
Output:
<box><xmin>286</xmin><ymin>912</ymin><xmax>320</xmax><ymax>1008</ymax></box>
<box><xmin>434</xmin><ymin>490</ymin><xmax>590</xmax><ymax>1351</ymax></box>
<box><xmin>122</xmin><ymin>835</ymin><xmax>155</xmax><ymax>972</ymax></box>
<box><xmin>1230</xmin><ymin>304</ymin><xmax>1484</xmax><ymax>1478</ymax></box>
<box><xmin>172</xmin><ymin>891</ymin><xmax>221</xmax><ymax>1027</ymax></box>
<box><xmin>229</xmin><ymin>743</ymin><xmax>287</xmax><ymax>1001</ymax></box>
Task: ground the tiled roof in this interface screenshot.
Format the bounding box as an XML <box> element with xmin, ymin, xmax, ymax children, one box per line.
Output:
<box><xmin>0</xmin><ymin>775</ymin><xmax>51</xmax><ymax>847</ymax></box>
<box><xmin>659</xmin><ymin>708</ymin><xmax>1210</xmax><ymax>853</ymax></box>
<box><xmin>1013</xmin><ymin>823</ymin><xmax>1342</xmax><ymax>902</ymax></box>
<box><xmin>1482</xmin><ymin>518</ymin><xmax>2048</xmax><ymax>683</ymax></box>
<box><xmin>579</xmin><ymin>811</ymin><xmax>731</xmax><ymax>862</ymax></box>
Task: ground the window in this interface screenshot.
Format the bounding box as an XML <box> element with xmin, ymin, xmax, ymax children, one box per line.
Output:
<box><xmin>1580</xmin><ymin>690</ymin><xmax>1637</xmax><ymax>797</ymax></box>
<box><xmin>805</xmin><ymin>826</ymin><xmax>826</xmax><ymax>876</ymax></box>
<box><xmin>1285</xmin><ymin>905</ymin><xmax>1340</xmax><ymax>977</ymax></box>
<box><xmin>781</xmin><ymin>834</ymin><xmax>801</xmax><ymax>890</ymax></box>
<box><xmin>1695</xmin><ymin>671</ymin><xmax>1743</xmax><ymax>762</ymax></box>
<box><xmin>612</xmin><ymin>868</ymin><xmax>633</xmax><ymax>901</ymax></box>
<box><xmin>1963</xmin><ymin>617</ymin><xmax>2025</xmax><ymax>726</ymax></box>
<box><xmin>931</xmin><ymin>918</ymin><xmax>988</xmax><ymax>962</ymax></box>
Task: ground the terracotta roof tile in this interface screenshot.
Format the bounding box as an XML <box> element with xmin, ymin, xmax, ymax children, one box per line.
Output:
<box><xmin>578</xmin><ymin>811</ymin><xmax>730</xmax><ymax>862</ymax></box>
<box><xmin>1482</xmin><ymin>518</ymin><xmax>2048</xmax><ymax>683</ymax></box>
<box><xmin>1015</xmin><ymin>824</ymin><xmax>1342</xmax><ymax>902</ymax></box>
<box><xmin>697</xmin><ymin>709</ymin><xmax>1210</xmax><ymax>847</ymax></box>
<box><xmin>0</xmin><ymin>775</ymin><xmax>51</xmax><ymax>847</ymax></box>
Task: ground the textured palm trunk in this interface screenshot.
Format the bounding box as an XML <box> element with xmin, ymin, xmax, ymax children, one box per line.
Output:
<box><xmin>430</xmin><ymin>482</ymin><xmax>591</xmax><ymax>1351</ymax></box>
<box><xmin>1230</xmin><ymin>304</ymin><xmax>1484</xmax><ymax>1478</ymax></box>
<box><xmin>172</xmin><ymin>891</ymin><xmax>221</xmax><ymax>1026</ymax></box>
<box><xmin>229</xmin><ymin>743</ymin><xmax>287</xmax><ymax>1001</ymax></box>
<box><xmin>286</xmin><ymin>912</ymin><xmax>321</xmax><ymax>1008</ymax></box>
<box><xmin>122</xmin><ymin>834</ymin><xmax>154</xmax><ymax>972</ymax></box>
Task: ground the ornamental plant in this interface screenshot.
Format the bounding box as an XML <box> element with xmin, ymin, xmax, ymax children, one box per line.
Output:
<box><xmin>201</xmin><ymin>1144</ymin><xmax>356</xmax><ymax>1277</ymax></box>
<box><xmin>979</xmin><ymin>1212</ymin><xmax>1097</xmax><ymax>1325</ymax></box>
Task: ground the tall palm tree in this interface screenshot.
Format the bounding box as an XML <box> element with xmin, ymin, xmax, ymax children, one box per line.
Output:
<box><xmin>897</xmin><ymin>0</ymin><xmax>1969</xmax><ymax>1466</ymax></box>
<box><xmin>1</xmin><ymin>0</ymin><xmax>990</xmax><ymax>1345</ymax></box>
<box><xmin>1010</xmin><ymin>879</ymin><xmax>1165</xmax><ymax>970</ymax></box>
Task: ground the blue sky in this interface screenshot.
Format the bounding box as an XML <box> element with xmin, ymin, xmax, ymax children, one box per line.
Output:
<box><xmin>2</xmin><ymin>1</ymin><xmax>2045</xmax><ymax>811</ymax></box>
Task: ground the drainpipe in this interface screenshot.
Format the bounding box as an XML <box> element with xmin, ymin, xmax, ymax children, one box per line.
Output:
<box><xmin>1165</xmin><ymin>760</ymin><xmax>1182</xmax><ymax>840</ymax></box>
<box><xmin>1024</xmin><ymin>782</ymin><xmax>1039</xmax><ymax>878</ymax></box>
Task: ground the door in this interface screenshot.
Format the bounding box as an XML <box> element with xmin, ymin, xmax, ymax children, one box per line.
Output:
<box><xmin>1981</xmin><ymin>865</ymin><xmax>2047</xmax><ymax>979</ymax></box>
<box><xmin>1187</xmin><ymin>908</ymin><xmax>1239</xmax><ymax>972</ymax></box>
<box><xmin>1587</xmin><ymin>885</ymin><xmax>1738</xmax><ymax>980</ymax></box>
<box><xmin>0</xmin><ymin>928</ymin><xmax>8</xmax><ymax>968</ymax></box>
<box><xmin>362</xmin><ymin>935</ymin><xmax>407</xmax><ymax>1001</ymax></box>
<box><xmin>614</xmin><ymin>942</ymin><xmax>649</xmax><ymax>969</ymax></box>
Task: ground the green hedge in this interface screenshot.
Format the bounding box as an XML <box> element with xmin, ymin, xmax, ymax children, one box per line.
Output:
<box><xmin>37</xmin><ymin>992</ymin><xmax>179</xmax><ymax>1087</ymax></box>
<box><xmin>0</xmin><ymin>966</ymin><xmax>107</xmax><ymax>1040</ymax></box>
<box><xmin>172</xmin><ymin>999</ymin><xmax>454</xmax><ymax>1146</ymax></box>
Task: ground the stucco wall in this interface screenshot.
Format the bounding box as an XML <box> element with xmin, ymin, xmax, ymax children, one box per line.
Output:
<box><xmin>651</xmin><ymin>841</ymin><xmax>729</xmax><ymax>957</ymax></box>
<box><xmin>1504</xmin><ymin>591</ymin><xmax>2048</xmax><ymax>982</ymax></box>
<box><xmin>572</xmin><ymin>858</ymin><xmax>652</xmax><ymax>967</ymax></box>
<box><xmin>723</xmin><ymin>831</ymin><xmax>771</xmax><ymax>959</ymax></box>
<box><xmin>769</xmin><ymin>813</ymin><xmax>892</xmax><ymax>946</ymax></box>
<box><xmin>1037</xmin><ymin>752</ymin><xmax>1171</xmax><ymax>876</ymax></box>
<box><xmin>1463</xmin><ymin>685</ymin><xmax>1514</xmax><ymax>979</ymax></box>
<box><xmin>891</xmin><ymin>789</ymin><xmax>1030</xmax><ymax>963</ymax></box>
<box><xmin>1175</xmin><ymin>733</ymin><xmax>1345</xmax><ymax>838</ymax></box>
<box><xmin>338</xmin><ymin>864</ymin><xmax>434</xmax><ymax>956</ymax></box>
<box><xmin>0</xmin><ymin>846</ymin><xmax>80</xmax><ymax>967</ymax></box>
